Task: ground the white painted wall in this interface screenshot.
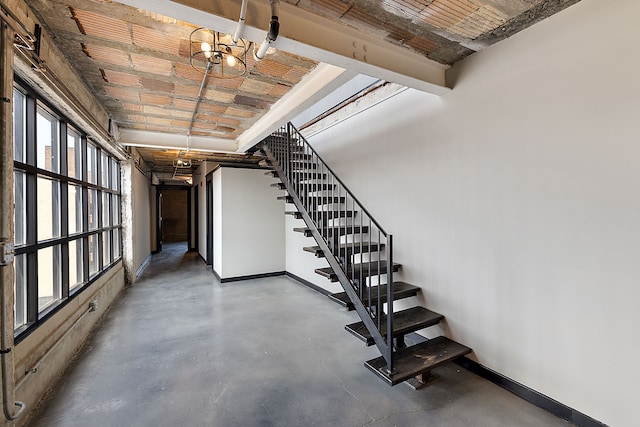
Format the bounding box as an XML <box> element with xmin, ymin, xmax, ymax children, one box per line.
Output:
<box><xmin>212</xmin><ymin>169</ymin><xmax>222</xmax><ymax>274</ymax></box>
<box><xmin>216</xmin><ymin>168</ymin><xmax>285</xmax><ymax>279</ymax></box>
<box><xmin>300</xmin><ymin>1</ymin><xmax>639</xmax><ymax>425</ymax></box>
<box><xmin>132</xmin><ymin>166</ymin><xmax>151</xmax><ymax>274</ymax></box>
<box><xmin>284</xmin><ymin>215</ymin><xmax>340</xmax><ymax>293</ymax></box>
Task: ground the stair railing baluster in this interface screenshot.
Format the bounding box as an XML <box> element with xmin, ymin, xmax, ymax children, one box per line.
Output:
<box><xmin>262</xmin><ymin>122</ymin><xmax>395</xmax><ymax>373</ymax></box>
<box><xmin>386</xmin><ymin>235</ymin><xmax>395</xmax><ymax>374</ymax></box>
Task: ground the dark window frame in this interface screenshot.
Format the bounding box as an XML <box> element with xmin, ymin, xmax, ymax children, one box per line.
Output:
<box><xmin>12</xmin><ymin>79</ymin><xmax>123</xmax><ymax>342</ymax></box>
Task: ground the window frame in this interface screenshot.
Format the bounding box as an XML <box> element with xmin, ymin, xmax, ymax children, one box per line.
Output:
<box><xmin>12</xmin><ymin>79</ymin><xmax>123</xmax><ymax>340</ymax></box>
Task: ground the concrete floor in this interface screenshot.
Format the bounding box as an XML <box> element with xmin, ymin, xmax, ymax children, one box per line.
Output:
<box><xmin>27</xmin><ymin>243</ymin><xmax>572</xmax><ymax>427</ymax></box>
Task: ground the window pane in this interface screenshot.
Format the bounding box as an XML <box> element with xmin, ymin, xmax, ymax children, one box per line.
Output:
<box><xmin>103</xmin><ymin>231</ymin><xmax>111</xmax><ymax>267</ymax></box>
<box><xmin>37</xmin><ymin>107</ymin><xmax>60</xmax><ymax>173</ymax></box>
<box><xmin>101</xmin><ymin>152</ymin><xmax>109</xmax><ymax>188</ymax></box>
<box><xmin>88</xmin><ymin>189</ymin><xmax>98</xmax><ymax>230</ymax></box>
<box><xmin>102</xmin><ymin>192</ymin><xmax>111</xmax><ymax>227</ymax></box>
<box><xmin>69</xmin><ymin>239</ymin><xmax>84</xmax><ymax>291</ymax></box>
<box><xmin>14</xmin><ymin>254</ymin><xmax>27</xmax><ymax>328</ymax></box>
<box><xmin>13</xmin><ymin>89</ymin><xmax>26</xmax><ymax>163</ymax></box>
<box><xmin>87</xmin><ymin>143</ymin><xmax>97</xmax><ymax>184</ymax></box>
<box><xmin>68</xmin><ymin>184</ymin><xmax>83</xmax><ymax>234</ymax></box>
<box><xmin>37</xmin><ymin>176</ymin><xmax>61</xmax><ymax>241</ymax></box>
<box><xmin>111</xmin><ymin>159</ymin><xmax>119</xmax><ymax>190</ymax></box>
<box><xmin>67</xmin><ymin>129</ymin><xmax>82</xmax><ymax>179</ymax></box>
<box><xmin>113</xmin><ymin>229</ymin><xmax>121</xmax><ymax>260</ymax></box>
<box><xmin>14</xmin><ymin>171</ymin><xmax>26</xmax><ymax>246</ymax></box>
<box><xmin>38</xmin><ymin>245</ymin><xmax>62</xmax><ymax>312</ymax></box>
<box><xmin>112</xmin><ymin>194</ymin><xmax>120</xmax><ymax>226</ymax></box>
<box><xmin>88</xmin><ymin>234</ymin><xmax>99</xmax><ymax>277</ymax></box>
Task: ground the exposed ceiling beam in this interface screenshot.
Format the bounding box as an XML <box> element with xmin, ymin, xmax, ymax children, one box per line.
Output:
<box><xmin>236</xmin><ymin>63</ymin><xmax>355</xmax><ymax>152</ymax></box>
<box><xmin>118</xmin><ymin>129</ymin><xmax>238</xmax><ymax>152</ymax></box>
<box><xmin>116</xmin><ymin>0</ymin><xmax>450</xmax><ymax>95</ymax></box>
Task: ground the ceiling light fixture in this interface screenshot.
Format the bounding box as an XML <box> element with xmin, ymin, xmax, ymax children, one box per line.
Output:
<box><xmin>173</xmin><ymin>158</ymin><xmax>191</xmax><ymax>168</ymax></box>
<box><xmin>189</xmin><ymin>28</ymin><xmax>247</xmax><ymax>78</ymax></box>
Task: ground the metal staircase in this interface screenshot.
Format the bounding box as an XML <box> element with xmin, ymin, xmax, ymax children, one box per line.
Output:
<box><xmin>261</xmin><ymin>123</ymin><xmax>471</xmax><ymax>386</ymax></box>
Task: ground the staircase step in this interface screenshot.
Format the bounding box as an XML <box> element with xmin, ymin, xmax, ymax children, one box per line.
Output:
<box><xmin>314</xmin><ymin>196</ymin><xmax>346</xmax><ymax>205</ymax></box>
<box><xmin>291</xmin><ymin>163</ymin><xmax>318</xmax><ymax>170</ymax></box>
<box><xmin>310</xmin><ymin>210</ymin><xmax>356</xmax><ymax>220</ymax></box>
<box><xmin>328</xmin><ymin>281</ymin><xmax>417</xmax><ymax>310</ymax></box>
<box><xmin>285</xmin><ymin>211</ymin><xmax>303</xmax><ymax>219</ymax></box>
<box><xmin>293</xmin><ymin>172</ymin><xmax>328</xmax><ymax>180</ymax></box>
<box><xmin>364</xmin><ymin>336</ymin><xmax>472</xmax><ymax>386</ymax></box>
<box><xmin>293</xmin><ymin>225</ymin><xmax>369</xmax><ymax>237</ymax></box>
<box><xmin>277</xmin><ymin>195</ymin><xmax>294</xmax><ymax>203</ymax></box>
<box><xmin>315</xmin><ymin>261</ymin><xmax>401</xmax><ymax>282</ymax></box>
<box><xmin>271</xmin><ymin>182</ymin><xmax>286</xmax><ymax>190</ymax></box>
<box><xmin>265</xmin><ymin>170</ymin><xmax>279</xmax><ymax>177</ymax></box>
<box><xmin>304</xmin><ymin>241</ymin><xmax>383</xmax><ymax>259</ymax></box>
<box><xmin>300</xmin><ymin>183</ymin><xmax>335</xmax><ymax>191</ymax></box>
<box><xmin>345</xmin><ymin>307</ymin><xmax>443</xmax><ymax>346</ymax></box>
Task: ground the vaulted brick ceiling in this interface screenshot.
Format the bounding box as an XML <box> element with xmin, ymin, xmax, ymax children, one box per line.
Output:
<box><xmin>26</xmin><ymin>0</ymin><xmax>581</xmax><ymax>182</ymax></box>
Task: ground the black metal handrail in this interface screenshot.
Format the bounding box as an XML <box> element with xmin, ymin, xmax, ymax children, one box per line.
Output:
<box><xmin>262</xmin><ymin>122</ymin><xmax>396</xmax><ymax>373</ymax></box>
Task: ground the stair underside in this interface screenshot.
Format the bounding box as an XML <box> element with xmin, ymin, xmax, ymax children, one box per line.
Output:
<box><xmin>345</xmin><ymin>307</ymin><xmax>444</xmax><ymax>346</ymax></box>
<box><xmin>315</xmin><ymin>261</ymin><xmax>401</xmax><ymax>282</ymax></box>
<box><xmin>365</xmin><ymin>336</ymin><xmax>472</xmax><ymax>386</ymax></box>
<box><xmin>328</xmin><ymin>281</ymin><xmax>417</xmax><ymax>310</ymax></box>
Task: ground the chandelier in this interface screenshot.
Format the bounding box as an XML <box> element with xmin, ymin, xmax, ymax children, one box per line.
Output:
<box><xmin>189</xmin><ymin>28</ymin><xmax>248</xmax><ymax>78</ymax></box>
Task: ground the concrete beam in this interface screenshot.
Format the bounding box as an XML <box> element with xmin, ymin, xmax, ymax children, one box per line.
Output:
<box><xmin>236</xmin><ymin>63</ymin><xmax>355</xmax><ymax>152</ymax></box>
<box><xmin>118</xmin><ymin>129</ymin><xmax>239</xmax><ymax>153</ymax></box>
<box><xmin>116</xmin><ymin>0</ymin><xmax>450</xmax><ymax>95</ymax></box>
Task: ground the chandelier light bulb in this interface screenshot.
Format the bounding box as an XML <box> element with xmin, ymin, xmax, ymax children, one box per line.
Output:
<box><xmin>201</xmin><ymin>41</ymin><xmax>212</xmax><ymax>58</ymax></box>
<box><xmin>226</xmin><ymin>55</ymin><xmax>237</xmax><ymax>67</ymax></box>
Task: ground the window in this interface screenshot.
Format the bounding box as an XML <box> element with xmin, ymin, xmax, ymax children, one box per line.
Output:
<box><xmin>68</xmin><ymin>184</ymin><xmax>83</xmax><ymax>235</ymax></box>
<box><xmin>13</xmin><ymin>89</ymin><xmax>25</xmax><ymax>163</ymax></box>
<box><xmin>87</xmin><ymin>142</ymin><xmax>97</xmax><ymax>184</ymax></box>
<box><xmin>36</xmin><ymin>107</ymin><xmax>60</xmax><ymax>173</ymax></box>
<box><xmin>69</xmin><ymin>239</ymin><xmax>84</xmax><ymax>291</ymax></box>
<box><xmin>14</xmin><ymin>171</ymin><xmax>26</xmax><ymax>246</ymax></box>
<box><xmin>67</xmin><ymin>128</ymin><xmax>82</xmax><ymax>179</ymax></box>
<box><xmin>37</xmin><ymin>176</ymin><xmax>61</xmax><ymax>241</ymax></box>
<box><xmin>12</xmin><ymin>82</ymin><xmax>122</xmax><ymax>335</ymax></box>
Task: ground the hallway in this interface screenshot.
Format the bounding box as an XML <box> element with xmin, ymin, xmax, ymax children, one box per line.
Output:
<box><xmin>26</xmin><ymin>243</ymin><xmax>571</xmax><ymax>427</ymax></box>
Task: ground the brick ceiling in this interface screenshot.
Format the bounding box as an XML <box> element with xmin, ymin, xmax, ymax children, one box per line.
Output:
<box><xmin>26</xmin><ymin>0</ymin><xmax>581</xmax><ymax>182</ymax></box>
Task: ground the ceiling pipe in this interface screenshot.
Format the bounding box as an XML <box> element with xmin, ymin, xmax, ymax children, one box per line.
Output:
<box><xmin>232</xmin><ymin>0</ymin><xmax>248</xmax><ymax>45</ymax></box>
<box><xmin>254</xmin><ymin>0</ymin><xmax>279</xmax><ymax>61</ymax></box>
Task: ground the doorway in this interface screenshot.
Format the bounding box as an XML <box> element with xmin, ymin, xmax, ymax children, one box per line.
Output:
<box><xmin>157</xmin><ymin>186</ymin><xmax>192</xmax><ymax>252</ymax></box>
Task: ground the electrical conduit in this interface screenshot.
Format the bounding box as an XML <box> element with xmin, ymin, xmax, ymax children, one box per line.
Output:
<box><xmin>254</xmin><ymin>0</ymin><xmax>280</xmax><ymax>60</ymax></box>
<box><xmin>0</xmin><ymin>18</ymin><xmax>26</xmax><ymax>421</ymax></box>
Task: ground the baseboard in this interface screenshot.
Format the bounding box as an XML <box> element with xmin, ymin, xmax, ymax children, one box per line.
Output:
<box><xmin>212</xmin><ymin>268</ymin><xmax>221</xmax><ymax>282</ymax></box>
<box><xmin>285</xmin><ymin>272</ymin><xmax>331</xmax><ymax>296</ymax></box>
<box><xmin>218</xmin><ymin>271</ymin><xmax>285</xmax><ymax>283</ymax></box>
<box><xmin>135</xmin><ymin>254</ymin><xmax>152</xmax><ymax>278</ymax></box>
<box><xmin>453</xmin><ymin>357</ymin><xmax>607</xmax><ymax>427</ymax></box>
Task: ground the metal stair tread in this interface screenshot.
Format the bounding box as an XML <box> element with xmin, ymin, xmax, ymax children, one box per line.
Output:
<box><xmin>328</xmin><ymin>281</ymin><xmax>417</xmax><ymax>310</ymax></box>
<box><xmin>364</xmin><ymin>336</ymin><xmax>472</xmax><ymax>385</ymax></box>
<box><xmin>304</xmin><ymin>242</ymin><xmax>384</xmax><ymax>259</ymax></box>
<box><xmin>345</xmin><ymin>307</ymin><xmax>443</xmax><ymax>346</ymax></box>
<box><xmin>315</xmin><ymin>261</ymin><xmax>401</xmax><ymax>282</ymax></box>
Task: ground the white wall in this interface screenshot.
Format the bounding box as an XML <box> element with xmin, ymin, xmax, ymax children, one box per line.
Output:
<box><xmin>132</xmin><ymin>166</ymin><xmax>151</xmax><ymax>274</ymax></box>
<box><xmin>284</xmin><ymin>215</ymin><xmax>340</xmax><ymax>293</ymax></box>
<box><xmin>216</xmin><ymin>168</ymin><xmax>285</xmax><ymax>279</ymax></box>
<box><xmin>212</xmin><ymin>168</ymin><xmax>222</xmax><ymax>273</ymax></box>
<box><xmin>301</xmin><ymin>1</ymin><xmax>639</xmax><ymax>425</ymax></box>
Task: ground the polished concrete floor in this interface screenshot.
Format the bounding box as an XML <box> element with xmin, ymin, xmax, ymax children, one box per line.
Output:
<box><xmin>27</xmin><ymin>243</ymin><xmax>572</xmax><ymax>427</ymax></box>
